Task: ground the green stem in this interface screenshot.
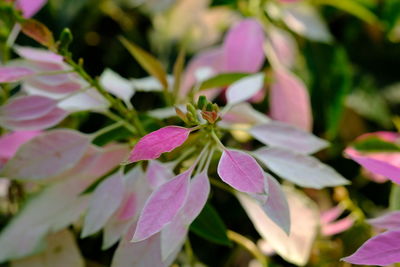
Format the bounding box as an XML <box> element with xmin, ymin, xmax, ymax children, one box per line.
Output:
<box><xmin>103</xmin><ymin>111</ymin><xmax>137</xmax><ymax>134</ymax></box>
<box><xmin>227</xmin><ymin>230</ymin><xmax>268</xmax><ymax>267</ymax></box>
<box><xmin>185</xmin><ymin>238</ymin><xmax>195</xmax><ymax>266</ymax></box>
<box><xmin>89</xmin><ymin>120</ymin><xmax>125</xmax><ymax>139</ymax></box>
<box><xmin>64</xmin><ymin>56</ymin><xmax>146</xmax><ymax>136</ymax></box>
<box><xmin>210</xmin><ymin>130</ymin><xmax>225</xmax><ymax>150</ymax></box>
<box><xmin>209</xmin><ymin>178</ymin><xmax>235</xmax><ymax>194</ymax></box>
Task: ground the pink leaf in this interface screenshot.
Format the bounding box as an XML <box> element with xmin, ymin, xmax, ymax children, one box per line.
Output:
<box><xmin>146</xmin><ymin>160</ymin><xmax>174</xmax><ymax>189</ymax></box>
<box><xmin>16</xmin><ymin>0</ymin><xmax>47</xmax><ymax>18</ymax></box>
<box><xmin>14</xmin><ymin>46</ymin><xmax>63</xmax><ymax>64</ymax></box>
<box><xmin>0</xmin><ymin>66</ymin><xmax>34</xmax><ymax>83</ymax></box>
<box><xmin>0</xmin><ymin>130</ymin><xmax>40</xmax><ymax>160</ymax></box>
<box><xmin>266</xmin><ymin>26</ymin><xmax>297</xmax><ymax>68</ymax></box>
<box><xmin>131</xmin><ymin>168</ymin><xmax>192</xmax><ymax>242</ymax></box>
<box><xmin>320</xmin><ymin>206</ymin><xmax>344</xmax><ymax>224</ymax></box>
<box><xmin>321</xmin><ymin>216</ymin><xmax>354</xmax><ymax>236</ymax></box>
<box><xmin>129</xmin><ymin>126</ymin><xmax>191</xmax><ymax>162</ymax></box>
<box><xmin>0</xmin><ymin>107</ymin><xmax>68</xmax><ymax>130</ymax></box>
<box><xmin>261</xmin><ymin>174</ymin><xmax>290</xmax><ymax>234</ymax></box>
<box><xmin>218</xmin><ymin>149</ymin><xmax>265</xmax><ymax>193</ymax></box>
<box><xmin>222</xmin><ymin>19</ymin><xmax>265</xmax><ymax>73</ymax></box>
<box><xmin>0</xmin><ymin>95</ymin><xmax>57</xmax><ymax>121</ymax></box>
<box><xmin>226</xmin><ymin>73</ymin><xmax>265</xmax><ymax>105</ymax></box>
<box><xmin>345</xmin><ymin>148</ymin><xmax>400</xmax><ymax>184</ymax></box>
<box><xmin>249</xmin><ymin>121</ymin><xmax>328</xmax><ymax>154</ymax></box>
<box><xmin>269</xmin><ymin>68</ymin><xmax>312</xmax><ymax>131</ymax></box>
<box><xmin>161</xmin><ymin>171</ymin><xmax>210</xmax><ymax>259</ymax></box>
<box><xmin>368</xmin><ymin>211</ymin><xmax>400</xmax><ymax>230</ymax></box>
<box><xmin>343</xmin><ymin>230</ymin><xmax>400</xmax><ymax>266</ymax></box>
<box><xmin>81</xmin><ymin>173</ymin><xmax>125</xmax><ymax>238</ymax></box>
<box><xmin>0</xmin><ymin>129</ymin><xmax>91</xmax><ymax>180</ymax></box>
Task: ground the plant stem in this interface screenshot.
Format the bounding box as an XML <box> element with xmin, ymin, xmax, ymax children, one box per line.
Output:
<box><xmin>227</xmin><ymin>230</ymin><xmax>268</xmax><ymax>267</ymax></box>
<box><xmin>209</xmin><ymin>178</ymin><xmax>235</xmax><ymax>194</ymax></box>
<box><xmin>90</xmin><ymin>120</ymin><xmax>125</xmax><ymax>139</ymax></box>
<box><xmin>64</xmin><ymin>56</ymin><xmax>146</xmax><ymax>136</ymax></box>
<box><xmin>103</xmin><ymin>111</ymin><xmax>137</xmax><ymax>134</ymax></box>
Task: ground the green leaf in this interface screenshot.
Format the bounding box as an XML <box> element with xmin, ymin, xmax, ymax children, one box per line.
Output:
<box><xmin>312</xmin><ymin>0</ymin><xmax>379</xmax><ymax>25</ymax></box>
<box><xmin>199</xmin><ymin>73</ymin><xmax>249</xmax><ymax>91</ymax></box>
<box><xmin>118</xmin><ymin>36</ymin><xmax>168</xmax><ymax>89</ymax></box>
<box><xmin>390</xmin><ymin>184</ymin><xmax>400</xmax><ymax>211</ymax></box>
<box><xmin>190</xmin><ymin>203</ymin><xmax>232</xmax><ymax>246</ymax></box>
<box><xmin>352</xmin><ymin>137</ymin><xmax>400</xmax><ymax>152</ymax></box>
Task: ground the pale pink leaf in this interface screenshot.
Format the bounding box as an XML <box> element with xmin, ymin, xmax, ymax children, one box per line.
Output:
<box><xmin>0</xmin><ymin>107</ymin><xmax>68</xmax><ymax>130</ymax></box>
<box><xmin>249</xmin><ymin>121</ymin><xmax>328</xmax><ymax>154</ymax></box>
<box><xmin>16</xmin><ymin>0</ymin><xmax>47</xmax><ymax>18</ymax></box>
<box><xmin>266</xmin><ymin>26</ymin><xmax>297</xmax><ymax>68</ymax></box>
<box><xmin>221</xmin><ymin>102</ymin><xmax>270</xmax><ymax>125</ymax></box>
<box><xmin>222</xmin><ymin>19</ymin><xmax>265</xmax><ymax>73</ymax></box>
<box><xmin>282</xmin><ymin>5</ymin><xmax>333</xmax><ymax>43</ymax></box>
<box><xmin>269</xmin><ymin>68</ymin><xmax>312</xmax><ymax>131</ymax></box>
<box><xmin>237</xmin><ymin>187</ymin><xmax>319</xmax><ymax>265</ymax></box>
<box><xmin>320</xmin><ymin>206</ymin><xmax>344</xmax><ymax>224</ymax></box>
<box><xmin>11</xmin><ymin>230</ymin><xmax>84</xmax><ymax>267</ymax></box>
<box><xmin>255</xmin><ymin>147</ymin><xmax>349</xmax><ymax>189</ymax></box>
<box><xmin>321</xmin><ymin>216</ymin><xmax>354</xmax><ymax>236</ymax></box>
<box><xmin>14</xmin><ymin>46</ymin><xmax>63</xmax><ymax>64</ymax></box>
<box><xmin>0</xmin><ymin>129</ymin><xmax>91</xmax><ymax>180</ymax></box>
<box><xmin>131</xmin><ymin>168</ymin><xmax>191</xmax><ymax>242</ymax></box>
<box><xmin>368</xmin><ymin>211</ymin><xmax>400</xmax><ymax>230</ymax></box>
<box><xmin>81</xmin><ymin>173</ymin><xmax>125</xmax><ymax>238</ymax></box>
<box><xmin>100</xmin><ymin>69</ymin><xmax>134</xmax><ymax>104</ymax></box>
<box><xmin>261</xmin><ymin>174</ymin><xmax>290</xmax><ymax>234</ymax></box>
<box><xmin>343</xmin><ymin>230</ymin><xmax>400</xmax><ymax>266</ymax></box>
<box><xmin>0</xmin><ymin>95</ymin><xmax>57</xmax><ymax>121</ymax></box>
<box><xmin>226</xmin><ymin>73</ymin><xmax>265</xmax><ymax>105</ymax></box>
<box><xmin>161</xmin><ymin>171</ymin><xmax>210</xmax><ymax>259</ymax></box>
<box><xmin>345</xmin><ymin>148</ymin><xmax>400</xmax><ymax>184</ymax></box>
<box><xmin>0</xmin><ymin>130</ymin><xmax>40</xmax><ymax>160</ymax></box>
<box><xmin>0</xmin><ymin>66</ymin><xmax>34</xmax><ymax>83</ymax></box>
<box><xmin>146</xmin><ymin>160</ymin><xmax>174</xmax><ymax>189</ymax></box>
<box><xmin>129</xmin><ymin>126</ymin><xmax>191</xmax><ymax>162</ymax></box>
<box><xmin>217</xmin><ymin>149</ymin><xmax>265</xmax><ymax>193</ymax></box>
<box><xmin>27</xmin><ymin>78</ymin><xmax>81</xmax><ymax>94</ymax></box>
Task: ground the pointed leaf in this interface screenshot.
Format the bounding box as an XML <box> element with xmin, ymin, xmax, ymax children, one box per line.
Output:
<box><xmin>0</xmin><ymin>95</ymin><xmax>57</xmax><ymax>121</ymax></box>
<box><xmin>190</xmin><ymin>203</ymin><xmax>231</xmax><ymax>246</ymax></box>
<box><xmin>226</xmin><ymin>73</ymin><xmax>265</xmax><ymax>105</ymax></box>
<box><xmin>261</xmin><ymin>174</ymin><xmax>290</xmax><ymax>234</ymax></box>
<box><xmin>81</xmin><ymin>173</ymin><xmax>125</xmax><ymax>238</ymax></box>
<box><xmin>132</xmin><ymin>169</ymin><xmax>191</xmax><ymax>242</ymax></box>
<box><xmin>343</xmin><ymin>230</ymin><xmax>400</xmax><ymax>266</ymax></box>
<box><xmin>255</xmin><ymin>147</ymin><xmax>349</xmax><ymax>189</ymax></box>
<box><xmin>119</xmin><ymin>37</ymin><xmax>168</xmax><ymax>89</ymax></box>
<box><xmin>222</xmin><ymin>19</ymin><xmax>265</xmax><ymax>73</ymax></box>
<box><xmin>14</xmin><ymin>46</ymin><xmax>63</xmax><ymax>64</ymax></box>
<box><xmin>100</xmin><ymin>69</ymin><xmax>134</xmax><ymax>104</ymax></box>
<box><xmin>146</xmin><ymin>160</ymin><xmax>174</xmax><ymax>189</ymax></box>
<box><xmin>129</xmin><ymin>126</ymin><xmax>191</xmax><ymax>162</ymax></box>
<box><xmin>199</xmin><ymin>73</ymin><xmax>249</xmax><ymax>91</ymax></box>
<box><xmin>249</xmin><ymin>121</ymin><xmax>328</xmax><ymax>154</ymax></box>
<box><xmin>266</xmin><ymin>26</ymin><xmax>297</xmax><ymax>68</ymax></box>
<box><xmin>0</xmin><ymin>130</ymin><xmax>40</xmax><ymax>160</ymax></box>
<box><xmin>0</xmin><ymin>66</ymin><xmax>34</xmax><ymax>83</ymax></box>
<box><xmin>269</xmin><ymin>68</ymin><xmax>312</xmax><ymax>131</ymax></box>
<box><xmin>21</xmin><ymin>19</ymin><xmax>55</xmax><ymax>48</ymax></box>
<box><xmin>218</xmin><ymin>149</ymin><xmax>265</xmax><ymax>193</ymax></box>
<box><xmin>16</xmin><ymin>0</ymin><xmax>47</xmax><ymax>18</ymax></box>
<box><xmin>0</xmin><ymin>130</ymin><xmax>91</xmax><ymax>180</ymax></box>
<box><xmin>161</xmin><ymin>171</ymin><xmax>210</xmax><ymax>259</ymax></box>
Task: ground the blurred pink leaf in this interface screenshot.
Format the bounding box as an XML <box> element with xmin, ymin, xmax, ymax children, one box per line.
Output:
<box><xmin>237</xmin><ymin>187</ymin><xmax>319</xmax><ymax>265</ymax></box>
<box><xmin>0</xmin><ymin>95</ymin><xmax>57</xmax><ymax>121</ymax></box>
<box><xmin>16</xmin><ymin>0</ymin><xmax>47</xmax><ymax>18</ymax></box>
<box><xmin>0</xmin><ymin>130</ymin><xmax>40</xmax><ymax>161</ymax></box>
<box><xmin>261</xmin><ymin>174</ymin><xmax>290</xmax><ymax>234</ymax></box>
<box><xmin>226</xmin><ymin>73</ymin><xmax>265</xmax><ymax>105</ymax></box>
<box><xmin>266</xmin><ymin>26</ymin><xmax>297</xmax><ymax>68</ymax></box>
<box><xmin>269</xmin><ymin>68</ymin><xmax>312</xmax><ymax>131</ymax></box>
<box><xmin>146</xmin><ymin>160</ymin><xmax>174</xmax><ymax>189</ymax></box>
<box><xmin>161</xmin><ymin>171</ymin><xmax>210</xmax><ymax>259</ymax></box>
<box><xmin>0</xmin><ymin>130</ymin><xmax>91</xmax><ymax>180</ymax></box>
<box><xmin>0</xmin><ymin>66</ymin><xmax>34</xmax><ymax>83</ymax></box>
<box><xmin>321</xmin><ymin>216</ymin><xmax>354</xmax><ymax>236</ymax></box>
<box><xmin>81</xmin><ymin>173</ymin><xmax>125</xmax><ymax>238</ymax></box>
<box><xmin>218</xmin><ymin>149</ymin><xmax>265</xmax><ymax>193</ymax></box>
<box><xmin>345</xmin><ymin>148</ymin><xmax>400</xmax><ymax>184</ymax></box>
<box><xmin>320</xmin><ymin>206</ymin><xmax>344</xmax><ymax>224</ymax></box>
<box><xmin>249</xmin><ymin>121</ymin><xmax>328</xmax><ymax>154</ymax></box>
<box><xmin>100</xmin><ymin>69</ymin><xmax>135</xmax><ymax>104</ymax></box>
<box><xmin>132</xmin><ymin>168</ymin><xmax>192</xmax><ymax>242</ymax></box>
<box><xmin>11</xmin><ymin>230</ymin><xmax>84</xmax><ymax>267</ymax></box>
<box><xmin>222</xmin><ymin>19</ymin><xmax>265</xmax><ymax>73</ymax></box>
<box><xmin>343</xmin><ymin>230</ymin><xmax>400</xmax><ymax>266</ymax></box>
<box><xmin>255</xmin><ymin>147</ymin><xmax>349</xmax><ymax>189</ymax></box>
<box><xmin>129</xmin><ymin>126</ymin><xmax>191</xmax><ymax>162</ymax></box>
<box><xmin>14</xmin><ymin>46</ymin><xmax>63</xmax><ymax>64</ymax></box>
<box><xmin>368</xmin><ymin>211</ymin><xmax>400</xmax><ymax>230</ymax></box>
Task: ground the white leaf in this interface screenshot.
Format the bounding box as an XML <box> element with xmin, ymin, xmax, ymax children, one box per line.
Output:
<box><xmin>226</xmin><ymin>73</ymin><xmax>265</xmax><ymax>105</ymax></box>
